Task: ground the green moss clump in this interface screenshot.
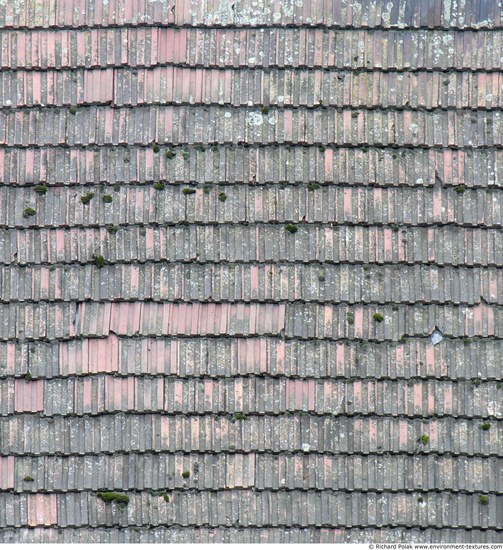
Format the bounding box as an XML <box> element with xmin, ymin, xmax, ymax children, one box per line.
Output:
<box><xmin>24</xmin><ymin>370</ymin><xmax>32</xmax><ymax>381</ymax></box>
<box><xmin>219</xmin><ymin>192</ymin><xmax>227</xmax><ymax>202</ymax></box>
<box><xmin>373</xmin><ymin>313</ymin><xmax>384</xmax><ymax>322</ymax></box>
<box><xmin>97</xmin><ymin>492</ymin><xmax>130</xmax><ymax>506</ymax></box>
<box><xmin>195</xmin><ymin>144</ymin><xmax>205</xmax><ymax>152</ymax></box>
<box><xmin>23</xmin><ymin>476</ymin><xmax>35</xmax><ymax>482</ymax></box>
<box><xmin>233</xmin><ymin>412</ymin><xmax>246</xmax><ymax>421</ymax></box>
<box><xmin>93</xmin><ymin>255</ymin><xmax>106</xmax><ymax>268</ymax></box>
<box><xmin>68</xmin><ymin>106</ymin><xmax>78</xmax><ymax>115</ymax></box>
<box><xmin>182</xmin><ymin>188</ymin><xmax>196</xmax><ymax>195</ymax></box>
<box><xmin>165</xmin><ymin>149</ymin><xmax>176</xmax><ymax>159</ymax></box>
<box><xmin>152</xmin><ymin>144</ymin><xmax>161</xmax><ymax>153</ymax></box>
<box><xmin>81</xmin><ymin>193</ymin><xmax>94</xmax><ymax>205</ymax></box>
<box><xmin>203</xmin><ymin>185</ymin><xmax>211</xmax><ymax>194</ymax></box>
<box><xmin>347</xmin><ymin>313</ymin><xmax>355</xmax><ymax>325</ymax></box>
<box><xmin>480</xmin><ymin>422</ymin><xmax>490</xmax><ymax>431</ymax></box>
<box><xmin>454</xmin><ymin>185</ymin><xmax>465</xmax><ymax>194</ymax></box>
<box><xmin>102</xmin><ymin>195</ymin><xmax>113</xmax><ymax>203</ymax></box>
<box><xmin>479</xmin><ymin>495</ymin><xmax>489</xmax><ymax>505</ymax></box>
<box><xmin>34</xmin><ymin>185</ymin><xmax>48</xmax><ymax>195</ymax></box>
<box><xmin>163</xmin><ymin>494</ymin><xmax>170</xmax><ymax>502</ymax></box>
<box><xmin>285</xmin><ymin>224</ymin><xmax>298</xmax><ymax>234</ymax></box>
<box><xmin>318</xmin><ymin>145</ymin><xmax>326</xmax><ymax>153</ymax></box>
<box><xmin>153</xmin><ymin>183</ymin><xmax>165</xmax><ymax>191</ymax></box>
<box><xmin>261</xmin><ymin>106</ymin><xmax>270</xmax><ymax>115</ymax></box>
<box><xmin>107</xmin><ymin>225</ymin><xmax>119</xmax><ymax>234</ymax></box>
<box><xmin>307</xmin><ymin>183</ymin><xmax>320</xmax><ymax>191</ymax></box>
<box><xmin>182</xmin><ymin>470</ymin><xmax>190</xmax><ymax>479</ymax></box>
<box><xmin>421</xmin><ymin>435</ymin><xmax>429</xmax><ymax>445</ymax></box>
<box><xmin>23</xmin><ymin>207</ymin><xmax>36</xmax><ymax>218</ymax></box>
<box><xmin>182</xmin><ymin>152</ymin><xmax>190</xmax><ymax>160</ymax></box>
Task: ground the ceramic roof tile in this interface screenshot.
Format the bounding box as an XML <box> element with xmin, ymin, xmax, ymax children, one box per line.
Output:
<box><xmin>2</xmin><ymin>0</ymin><xmax>502</xmax><ymax>542</ymax></box>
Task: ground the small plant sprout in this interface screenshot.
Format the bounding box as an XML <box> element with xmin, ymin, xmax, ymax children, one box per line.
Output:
<box><xmin>102</xmin><ymin>195</ymin><xmax>113</xmax><ymax>203</ymax></box>
<box><xmin>97</xmin><ymin>492</ymin><xmax>130</xmax><ymax>507</ymax></box>
<box><xmin>34</xmin><ymin>185</ymin><xmax>48</xmax><ymax>195</ymax></box>
<box><xmin>23</xmin><ymin>207</ymin><xmax>36</xmax><ymax>218</ymax></box>
<box><xmin>93</xmin><ymin>255</ymin><xmax>106</xmax><ymax>268</ymax></box>
<box><xmin>373</xmin><ymin>313</ymin><xmax>384</xmax><ymax>322</ymax></box>
<box><xmin>81</xmin><ymin>193</ymin><xmax>94</xmax><ymax>205</ymax></box>
<box><xmin>285</xmin><ymin>224</ymin><xmax>298</xmax><ymax>234</ymax></box>
<box><xmin>421</xmin><ymin>435</ymin><xmax>429</xmax><ymax>445</ymax></box>
<box><xmin>153</xmin><ymin>183</ymin><xmax>165</xmax><ymax>191</ymax></box>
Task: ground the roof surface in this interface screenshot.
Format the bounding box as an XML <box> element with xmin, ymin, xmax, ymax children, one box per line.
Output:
<box><xmin>0</xmin><ymin>0</ymin><xmax>502</xmax><ymax>543</ymax></box>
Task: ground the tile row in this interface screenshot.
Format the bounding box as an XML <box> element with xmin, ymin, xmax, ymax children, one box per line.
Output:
<box><xmin>1</xmin><ymin>146</ymin><xmax>501</xmax><ymax>186</ymax></box>
<box><xmin>2</xmin><ymin>226</ymin><xmax>502</xmax><ymax>268</ymax></box>
<box><xmin>1</xmin><ymin>376</ymin><xmax>501</xmax><ymax>418</ymax></box>
<box><xmin>2</xmin><ymin>29</ymin><xmax>503</xmax><ymax>70</ymax></box>
<box><xmin>2</xmin><ymin>453</ymin><xmax>500</xmax><ymax>493</ymax></box>
<box><xmin>0</xmin><ymin>301</ymin><xmax>500</xmax><ymax>340</ymax></box>
<box><xmin>0</xmin><ymin>263</ymin><xmax>501</xmax><ymax>305</ymax></box>
<box><xmin>1</xmin><ymin>0</ymin><xmax>499</xmax><ymax>29</ymax></box>
<box><xmin>1</xmin><ymin>490</ymin><xmax>501</xmax><ymax>529</ymax></box>
<box><xmin>3</xmin><ymin>414</ymin><xmax>502</xmax><ymax>456</ymax></box>
<box><xmin>5</xmin><ymin>185</ymin><xmax>503</xmax><ymax>228</ymax></box>
<box><xmin>2</xmin><ymin>68</ymin><xmax>503</xmax><ymax>110</ymax></box>
<box><xmin>1</xmin><ymin>337</ymin><xmax>502</xmax><ymax>381</ymax></box>
<box><xmin>1</xmin><ymin>106</ymin><xmax>501</xmax><ymax>148</ymax></box>
<box><xmin>1</xmin><ymin>526</ymin><xmax>501</xmax><ymax>544</ymax></box>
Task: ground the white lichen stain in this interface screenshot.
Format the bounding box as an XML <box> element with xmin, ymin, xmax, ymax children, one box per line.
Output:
<box><xmin>248</xmin><ymin>112</ymin><xmax>264</xmax><ymax>126</ymax></box>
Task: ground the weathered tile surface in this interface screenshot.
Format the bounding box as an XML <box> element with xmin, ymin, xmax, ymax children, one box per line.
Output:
<box><xmin>0</xmin><ymin>0</ymin><xmax>502</xmax><ymax>543</ymax></box>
